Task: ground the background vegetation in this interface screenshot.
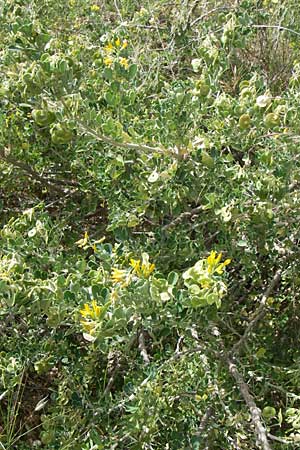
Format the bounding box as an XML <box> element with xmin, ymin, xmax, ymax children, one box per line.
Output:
<box><xmin>1</xmin><ymin>0</ymin><xmax>300</xmax><ymax>448</ymax></box>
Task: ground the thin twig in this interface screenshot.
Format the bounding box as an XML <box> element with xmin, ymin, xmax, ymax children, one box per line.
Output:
<box><xmin>0</xmin><ymin>148</ymin><xmax>78</xmax><ymax>193</ymax></box>
<box><xmin>251</xmin><ymin>24</ymin><xmax>300</xmax><ymax>38</ymax></box>
<box><xmin>175</xmin><ymin>335</ymin><xmax>184</xmax><ymax>354</ymax></box>
<box><xmin>267</xmin><ymin>433</ymin><xmax>294</xmax><ymax>445</ymax></box>
<box><xmin>231</xmin><ymin>270</ymin><xmax>282</xmax><ymax>355</ymax></box>
<box><xmin>163</xmin><ymin>204</ymin><xmax>203</xmax><ymax>230</ymax></box>
<box><xmin>190</xmin><ymin>6</ymin><xmax>232</xmax><ymax>28</ymax></box>
<box><xmin>210</xmin><ymin>326</ymin><xmax>272</xmax><ymax>450</ymax></box>
<box><xmin>193</xmin><ymin>404</ymin><xmax>214</xmax><ymax>438</ymax></box>
<box><xmin>138</xmin><ymin>330</ymin><xmax>150</xmax><ymax>365</ymax></box>
<box><xmin>76</xmin><ymin>120</ymin><xmax>174</xmax><ymax>156</ymax></box>
<box><xmin>104</xmin><ymin>367</ymin><xmax>118</xmax><ymax>396</ymax></box>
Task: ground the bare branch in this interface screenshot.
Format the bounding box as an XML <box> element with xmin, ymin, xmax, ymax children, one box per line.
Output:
<box><xmin>227</xmin><ymin>356</ymin><xmax>272</xmax><ymax>450</ymax></box>
<box><xmin>0</xmin><ymin>148</ymin><xmax>78</xmax><ymax>193</ymax></box>
<box><xmin>251</xmin><ymin>24</ymin><xmax>300</xmax><ymax>38</ymax></box>
<box><xmin>77</xmin><ymin>120</ymin><xmax>175</xmax><ymax>157</ymax></box>
<box><xmin>138</xmin><ymin>330</ymin><xmax>150</xmax><ymax>365</ymax></box>
<box><xmin>163</xmin><ymin>204</ymin><xmax>204</xmax><ymax>230</ymax></box>
<box><xmin>267</xmin><ymin>433</ymin><xmax>294</xmax><ymax>445</ymax></box>
<box><xmin>231</xmin><ymin>270</ymin><xmax>282</xmax><ymax>355</ymax></box>
<box><xmin>104</xmin><ymin>370</ymin><xmax>117</xmax><ymax>396</ymax></box>
<box><xmin>193</xmin><ymin>404</ymin><xmax>214</xmax><ymax>438</ymax></box>
<box><xmin>190</xmin><ymin>7</ymin><xmax>232</xmax><ymax>28</ymax></box>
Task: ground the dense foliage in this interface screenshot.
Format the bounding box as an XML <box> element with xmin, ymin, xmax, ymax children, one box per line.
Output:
<box><xmin>1</xmin><ymin>0</ymin><xmax>300</xmax><ymax>448</ymax></box>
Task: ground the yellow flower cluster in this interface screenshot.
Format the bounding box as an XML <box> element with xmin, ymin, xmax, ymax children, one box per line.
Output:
<box><xmin>80</xmin><ymin>299</ymin><xmax>102</xmax><ymax>334</ymax></box>
<box><xmin>110</xmin><ymin>254</ymin><xmax>155</xmax><ymax>286</ymax></box>
<box><xmin>103</xmin><ymin>56</ymin><xmax>114</xmax><ymax>67</ymax></box>
<box><xmin>90</xmin><ymin>4</ymin><xmax>100</xmax><ymax>12</ymax></box>
<box><xmin>80</xmin><ymin>299</ymin><xmax>102</xmax><ymax>320</ymax></box>
<box><xmin>111</xmin><ymin>267</ymin><xmax>130</xmax><ymax>286</ymax></box>
<box><xmin>206</xmin><ymin>251</ymin><xmax>231</xmax><ymax>275</ymax></box>
<box><xmin>75</xmin><ymin>231</ymin><xmax>89</xmax><ymax>248</ymax></box>
<box><xmin>79</xmin><ymin>299</ymin><xmax>110</xmax><ymax>336</ymax></box>
<box><xmin>103</xmin><ymin>38</ymin><xmax>129</xmax><ymax>69</ymax></box>
<box><xmin>129</xmin><ymin>256</ymin><xmax>155</xmax><ymax>278</ymax></box>
<box><xmin>119</xmin><ymin>57</ymin><xmax>129</xmax><ymax>69</ymax></box>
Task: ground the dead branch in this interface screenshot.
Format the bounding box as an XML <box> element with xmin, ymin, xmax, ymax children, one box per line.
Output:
<box><xmin>0</xmin><ymin>148</ymin><xmax>78</xmax><ymax>193</ymax></box>
<box><xmin>163</xmin><ymin>205</ymin><xmax>203</xmax><ymax>230</ymax></box>
<box><xmin>193</xmin><ymin>404</ymin><xmax>214</xmax><ymax>438</ymax></box>
<box><xmin>226</xmin><ymin>356</ymin><xmax>272</xmax><ymax>450</ymax></box>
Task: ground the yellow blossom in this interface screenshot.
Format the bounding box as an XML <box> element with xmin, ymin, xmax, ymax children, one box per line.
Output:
<box><xmin>111</xmin><ymin>267</ymin><xmax>128</xmax><ymax>284</ymax></box>
<box><xmin>115</xmin><ymin>37</ymin><xmax>121</xmax><ymax>47</ymax></box>
<box><xmin>130</xmin><ymin>258</ymin><xmax>141</xmax><ymax>274</ymax></box>
<box><xmin>80</xmin><ymin>299</ymin><xmax>102</xmax><ymax>320</ymax></box>
<box><xmin>206</xmin><ymin>250</ymin><xmax>231</xmax><ymax>275</ymax></box>
<box><xmin>81</xmin><ymin>321</ymin><xmax>94</xmax><ymax>333</ymax></box>
<box><xmin>142</xmin><ymin>262</ymin><xmax>155</xmax><ymax>277</ymax></box>
<box><xmin>119</xmin><ymin>57</ymin><xmax>129</xmax><ymax>69</ymax></box>
<box><xmin>79</xmin><ymin>299</ymin><xmax>111</xmax><ymax>338</ymax></box>
<box><xmin>75</xmin><ymin>231</ymin><xmax>89</xmax><ymax>248</ymax></box>
<box><xmin>215</xmin><ymin>259</ymin><xmax>231</xmax><ymax>274</ymax></box>
<box><xmin>207</xmin><ymin>251</ymin><xmax>222</xmax><ymax>273</ymax></box>
<box><xmin>130</xmin><ymin>254</ymin><xmax>155</xmax><ymax>278</ymax></box>
<box><xmin>90</xmin><ymin>4</ymin><xmax>100</xmax><ymax>12</ymax></box>
<box><xmin>104</xmin><ymin>42</ymin><xmax>114</xmax><ymax>54</ymax></box>
<box><xmin>103</xmin><ymin>56</ymin><xmax>114</xmax><ymax>67</ymax></box>
<box><xmin>121</xmin><ymin>40</ymin><xmax>128</xmax><ymax>49</ymax></box>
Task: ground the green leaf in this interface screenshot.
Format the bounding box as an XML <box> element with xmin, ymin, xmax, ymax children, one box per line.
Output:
<box><xmin>167</xmin><ymin>271</ymin><xmax>179</xmax><ymax>286</ymax></box>
<box><xmin>128</xmin><ymin>64</ymin><xmax>137</xmax><ymax>79</ymax></box>
<box><xmin>103</xmin><ymin>67</ymin><xmax>113</xmax><ymax>80</ymax></box>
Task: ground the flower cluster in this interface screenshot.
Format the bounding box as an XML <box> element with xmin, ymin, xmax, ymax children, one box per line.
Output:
<box><xmin>80</xmin><ymin>299</ymin><xmax>110</xmax><ymax>337</ymax></box>
<box><xmin>90</xmin><ymin>4</ymin><xmax>100</xmax><ymax>12</ymax></box>
<box><xmin>206</xmin><ymin>251</ymin><xmax>231</xmax><ymax>275</ymax></box>
<box><xmin>111</xmin><ymin>253</ymin><xmax>155</xmax><ymax>286</ymax></box>
<box><xmin>103</xmin><ymin>38</ymin><xmax>129</xmax><ymax>69</ymax></box>
<box><xmin>111</xmin><ymin>267</ymin><xmax>130</xmax><ymax>286</ymax></box>
<box><xmin>129</xmin><ymin>254</ymin><xmax>155</xmax><ymax>278</ymax></box>
<box><xmin>183</xmin><ymin>251</ymin><xmax>231</xmax><ymax>308</ymax></box>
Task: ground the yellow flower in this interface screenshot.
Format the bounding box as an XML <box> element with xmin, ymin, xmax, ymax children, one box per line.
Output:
<box><xmin>129</xmin><ymin>258</ymin><xmax>141</xmax><ymax>273</ymax></box>
<box><xmin>81</xmin><ymin>321</ymin><xmax>94</xmax><ymax>333</ymax></box>
<box><xmin>115</xmin><ymin>37</ymin><xmax>121</xmax><ymax>47</ymax></box>
<box><xmin>111</xmin><ymin>267</ymin><xmax>128</xmax><ymax>284</ymax></box>
<box><xmin>119</xmin><ymin>57</ymin><xmax>129</xmax><ymax>69</ymax></box>
<box><xmin>103</xmin><ymin>56</ymin><xmax>114</xmax><ymax>67</ymax></box>
<box><xmin>142</xmin><ymin>262</ymin><xmax>155</xmax><ymax>277</ymax></box>
<box><xmin>206</xmin><ymin>251</ymin><xmax>222</xmax><ymax>273</ymax></box>
<box><xmin>79</xmin><ymin>299</ymin><xmax>111</xmax><ymax>338</ymax></box>
<box><xmin>90</xmin><ymin>4</ymin><xmax>100</xmax><ymax>12</ymax></box>
<box><xmin>130</xmin><ymin>254</ymin><xmax>155</xmax><ymax>278</ymax></box>
<box><xmin>80</xmin><ymin>299</ymin><xmax>102</xmax><ymax>320</ymax></box>
<box><xmin>121</xmin><ymin>40</ymin><xmax>128</xmax><ymax>49</ymax></box>
<box><xmin>104</xmin><ymin>42</ymin><xmax>114</xmax><ymax>54</ymax></box>
<box><xmin>75</xmin><ymin>231</ymin><xmax>89</xmax><ymax>248</ymax></box>
<box><xmin>215</xmin><ymin>259</ymin><xmax>231</xmax><ymax>274</ymax></box>
<box><xmin>206</xmin><ymin>250</ymin><xmax>231</xmax><ymax>275</ymax></box>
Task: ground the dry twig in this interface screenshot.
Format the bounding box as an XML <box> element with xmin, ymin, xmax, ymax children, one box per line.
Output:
<box><xmin>138</xmin><ymin>330</ymin><xmax>150</xmax><ymax>365</ymax></box>
<box><xmin>231</xmin><ymin>269</ymin><xmax>282</xmax><ymax>355</ymax></box>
